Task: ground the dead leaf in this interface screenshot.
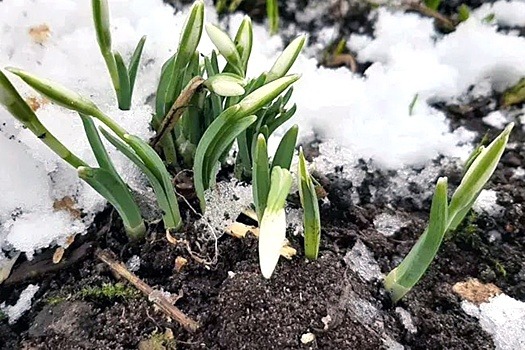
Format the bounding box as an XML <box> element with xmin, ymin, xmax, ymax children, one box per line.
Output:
<box><xmin>323</xmin><ymin>53</ymin><xmax>357</xmax><ymax>72</ymax></box>
<box><xmin>0</xmin><ymin>252</ymin><xmax>20</xmax><ymax>284</ymax></box>
<box><xmin>166</xmin><ymin>230</ymin><xmax>178</xmax><ymax>245</ymax></box>
<box><xmin>452</xmin><ymin>278</ymin><xmax>502</xmax><ymax>305</ymax></box>
<box><xmin>29</xmin><ymin>23</ymin><xmax>51</xmax><ymax>44</ymax></box>
<box><xmin>226</xmin><ymin>222</ymin><xmax>257</xmax><ymax>238</ymax></box>
<box><xmin>53</xmin><ymin>247</ymin><xmax>65</xmax><ymax>264</ymax></box>
<box><xmin>174</xmin><ymin>256</ymin><xmax>188</xmax><ymax>272</ymax></box>
<box><xmin>53</xmin><ymin>196</ymin><xmax>81</xmax><ymax>219</ymax></box>
<box><xmin>25</xmin><ymin>96</ymin><xmax>48</xmax><ymax>111</ymax></box>
<box><xmin>280</xmin><ymin>244</ymin><xmax>297</xmax><ymax>260</ymax></box>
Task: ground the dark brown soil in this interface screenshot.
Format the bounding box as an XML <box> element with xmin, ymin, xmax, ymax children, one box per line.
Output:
<box><xmin>2</xmin><ymin>1</ymin><xmax>525</xmax><ymax>349</ymax></box>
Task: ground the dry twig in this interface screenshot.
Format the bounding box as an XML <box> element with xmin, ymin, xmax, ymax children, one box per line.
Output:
<box><xmin>96</xmin><ymin>249</ymin><xmax>200</xmax><ymax>332</ymax></box>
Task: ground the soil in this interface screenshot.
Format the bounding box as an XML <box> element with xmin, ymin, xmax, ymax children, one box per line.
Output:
<box><xmin>2</xmin><ymin>1</ymin><xmax>525</xmax><ymax>349</ymax></box>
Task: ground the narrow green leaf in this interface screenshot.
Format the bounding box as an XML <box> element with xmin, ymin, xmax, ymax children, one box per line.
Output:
<box><xmin>193</xmin><ymin>105</ymin><xmax>256</xmax><ymax>210</ymax></box>
<box><xmin>114</xmin><ymin>52</ymin><xmax>131</xmax><ymax>110</ymax></box>
<box><xmin>100</xmin><ymin>128</ymin><xmax>180</xmax><ymax>229</ymax></box>
<box><xmin>128</xmin><ymin>35</ymin><xmax>147</xmax><ymax>94</ymax></box>
<box><xmin>78</xmin><ymin>166</ymin><xmax>146</xmax><ymax>240</ymax></box>
<box><xmin>155</xmin><ymin>54</ymin><xmax>175</xmax><ymax>121</ymax></box>
<box><xmin>448</xmin><ymin>123</ymin><xmax>513</xmax><ymax>230</ymax></box>
<box><xmin>267</xmin><ymin>104</ymin><xmax>297</xmax><ymax>135</ymax></box>
<box><xmin>384</xmin><ymin>177</ymin><xmax>448</xmax><ymax>303</ymax></box>
<box><xmin>271</xmin><ymin>124</ymin><xmax>298</xmax><ymax>171</ymax></box>
<box><xmin>92</xmin><ymin>0</ymin><xmax>120</xmax><ymax>101</ymax></box>
<box><xmin>79</xmin><ymin>114</ymin><xmax>118</xmax><ymax>173</ymax></box>
<box><xmin>298</xmin><ymin>148</ymin><xmax>321</xmax><ymax>260</ymax></box>
<box><xmin>253</xmin><ymin>134</ymin><xmax>270</xmax><ymax>222</ymax></box>
<box><xmin>266</xmin><ymin>0</ymin><xmax>280</xmax><ymax>36</ymax></box>
<box><xmin>123</xmin><ymin>134</ymin><xmax>182</xmax><ymax>230</ymax></box>
<box><xmin>175</xmin><ymin>0</ymin><xmax>204</xmax><ymax>69</ymax></box>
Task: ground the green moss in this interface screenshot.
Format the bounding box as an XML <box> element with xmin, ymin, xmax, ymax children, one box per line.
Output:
<box><xmin>79</xmin><ymin>282</ymin><xmax>139</xmax><ymax>302</ymax></box>
<box><xmin>0</xmin><ymin>310</ymin><xmax>7</xmax><ymax>322</ymax></box>
<box><xmin>46</xmin><ymin>296</ymin><xmax>68</xmax><ymax>305</ymax></box>
<box><xmin>139</xmin><ymin>331</ymin><xmax>176</xmax><ymax>350</ymax></box>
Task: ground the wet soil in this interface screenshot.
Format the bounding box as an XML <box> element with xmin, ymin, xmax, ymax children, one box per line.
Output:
<box><xmin>2</xmin><ymin>1</ymin><xmax>525</xmax><ymax>349</ymax></box>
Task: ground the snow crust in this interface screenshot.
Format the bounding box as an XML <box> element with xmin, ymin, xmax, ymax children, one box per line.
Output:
<box><xmin>0</xmin><ymin>284</ymin><xmax>39</xmax><ymax>324</ymax></box>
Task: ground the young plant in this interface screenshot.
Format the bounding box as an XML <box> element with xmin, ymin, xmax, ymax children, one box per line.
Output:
<box><xmin>258</xmin><ymin>166</ymin><xmax>293</xmax><ymax>279</ymax></box>
<box><xmin>297</xmin><ymin>148</ymin><xmax>321</xmax><ymax>260</ymax></box>
<box><xmin>384</xmin><ymin>124</ymin><xmax>514</xmax><ymax>302</ymax></box>
<box><xmin>92</xmin><ymin>0</ymin><xmax>146</xmax><ymax>110</ymax></box>
<box><xmin>193</xmin><ymin>75</ymin><xmax>299</xmax><ymax>211</ymax></box>
<box><xmin>0</xmin><ymin>69</ymin><xmax>146</xmax><ymax>240</ymax></box>
<box><xmin>4</xmin><ymin>67</ymin><xmax>183</xmax><ymax>235</ymax></box>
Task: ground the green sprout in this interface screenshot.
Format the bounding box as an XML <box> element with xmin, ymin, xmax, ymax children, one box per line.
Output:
<box><xmin>457</xmin><ymin>4</ymin><xmax>471</xmax><ymax>22</ymax></box>
<box><xmin>298</xmin><ymin>148</ymin><xmax>321</xmax><ymax>260</ymax></box>
<box><xmin>266</xmin><ymin>0</ymin><xmax>280</xmax><ymax>36</ymax></box>
<box><xmin>1</xmin><ymin>67</ymin><xmax>187</xmax><ymax>237</ymax></box>
<box><xmin>92</xmin><ymin>0</ymin><xmax>146</xmax><ymax>110</ymax></box>
<box><xmin>384</xmin><ymin>124</ymin><xmax>514</xmax><ymax>302</ymax></box>
<box><xmin>259</xmin><ymin>166</ymin><xmax>293</xmax><ymax>278</ymax></box>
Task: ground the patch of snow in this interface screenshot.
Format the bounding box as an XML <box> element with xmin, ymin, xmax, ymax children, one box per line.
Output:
<box><xmin>473</xmin><ymin>1</ymin><xmax>525</xmax><ymax>27</ymax></box>
<box><xmin>126</xmin><ymin>255</ymin><xmax>141</xmax><ymax>272</ymax></box>
<box><xmin>395</xmin><ymin>307</ymin><xmax>417</xmax><ymax>334</ymax></box>
<box><xmin>462</xmin><ymin>294</ymin><xmax>525</xmax><ymax>350</ymax></box>
<box><xmin>472</xmin><ymin>190</ymin><xmax>505</xmax><ymax>217</ymax></box>
<box><xmin>374</xmin><ymin>213</ymin><xmax>409</xmax><ymax>237</ymax></box>
<box><xmin>483</xmin><ymin>111</ymin><xmax>509</xmax><ymax>129</ymax></box>
<box><xmin>344</xmin><ymin>239</ymin><xmax>382</xmax><ymax>282</ymax></box>
<box><xmin>1</xmin><ymin>284</ymin><xmax>39</xmax><ymax>324</ymax></box>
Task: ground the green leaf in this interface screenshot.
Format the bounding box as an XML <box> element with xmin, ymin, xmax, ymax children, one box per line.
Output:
<box><xmin>266</xmin><ymin>0</ymin><xmax>280</xmax><ymax>36</ymax></box>
<box><xmin>502</xmin><ymin>77</ymin><xmax>525</xmax><ymax>107</ymax></box>
<box><xmin>114</xmin><ymin>52</ymin><xmax>131</xmax><ymax>110</ymax></box>
<box><xmin>384</xmin><ymin>177</ymin><xmax>448</xmax><ymax>303</ymax></box>
<box><xmin>92</xmin><ymin>0</ymin><xmax>120</xmax><ymax>103</ymax></box>
<box><xmin>79</xmin><ymin>114</ymin><xmax>118</xmax><ymax>173</ymax></box>
<box><xmin>78</xmin><ymin>166</ymin><xmax>146</xmax><ymax>240</ymax></box>
<box><xmin>267</xmin><ymin>104</ymin><xmax>297</xmax><ymax>135</ymax></box>
<box><xmin>447</xmin><ymin>123</ymin><xmax>513</xmax><ymax>230</ymax></box>
<box><xmin>128</xmin><ymin>35</ymin><xmax>147</xmax><ymax>96</ymax></box>
<box><xmin>6</xmin><ymin>67</ymin><xmax>99</xmax><ymax>116</ymax></box>
<box><xmin>253</xmin><ymin>134</ymin><xmax>270</xmax><ymax>222</ymax></box>
<box><xmin>298</xmin><ymin>148</ymin><xmax>321</xmax><ymax>260</ymax></box>
<box><xmin>458</xmin><ymin>4</ymin><xmax>470</xmax><ymax>22</ymax></box>
<box><xmin>175</xmin><ymin>0</ymin><xmax>204</xmax><ymax>69</ymax></box>
<box><xmin>123</xmin><ymin>134</ymin><xmax>182</xmax><ymax>230</ymax></box>
<box><xmin>193</xmin><ymin>105</ymin><xmax>256</xmax><ymax>210</ymax></box>
<box><xmin>100</xmin><ymin>128</ymin><xmax>181</xmax><ymax>230</ymax></box>
<box><xmin>155</xmin><ymin>54</ymin><xmax>175</xmax><ymax>121</ymax></box>
<box><xmin>423</xmin><ymin>0</ymin><xmax>441</xmax><ymax>11</ymax></box>
<box><xmin>266</xmin><ymin>35</ymin><xmax>305</xmax><ymax>83</ymax></box>
<box><xmin>271</xmin><ymin>124</ymin><xmax>298</xmax><ymax>171</ymax></box>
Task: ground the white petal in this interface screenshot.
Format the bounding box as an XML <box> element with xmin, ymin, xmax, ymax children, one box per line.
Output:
<box><xmin>259</xmin><ymin>208</ymin><xmax>286</xmax><ymax>278</ymax></box>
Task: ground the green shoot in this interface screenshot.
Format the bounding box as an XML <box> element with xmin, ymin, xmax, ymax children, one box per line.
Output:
<box><xmin>266</xmin><ymin>0</ymin><xmax>280</xmax><ymax>36</ymax></box>
<box><xmin>259</xmin><ymin>166</ymin><xmax>293</xmax><ymax>278</ymax></box>
<box><xmin>424</xmin><ymin>0</ymin><xmax>441</xmax><ymax>11</ymax></box>
<box><xmin>271</xmin><ymin>124</ymin><xmax>298</xmax><ymax>171</ymax></box>
<box><xmin>384</xmin><ymin>124</ymin><xmax>513</xmax><ymax>302</ymax></box>
<box><xmin>92</xmin><ymin>0</ymin><xmax>146</xmax><ymax>110</ymax></box>
<box><xmin>253</xmin><ymin>134</ymin><xmax>270</xmax><ymax>222</ymax></box>
<box><xmin>298</xmin><ymin>148</ymin><xmax>321</xmax><ymax>260</ymax></box>
<box><xmin>457</xmin><ymin>4</ymin><xmax>470</xmax><ymax>22</ymax></box>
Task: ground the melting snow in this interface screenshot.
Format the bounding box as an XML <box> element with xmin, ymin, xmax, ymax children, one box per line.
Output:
<box><xmin>1</xmin><ymin>284</ymin><xmax>39</xmax><ymax>324</ymax></box>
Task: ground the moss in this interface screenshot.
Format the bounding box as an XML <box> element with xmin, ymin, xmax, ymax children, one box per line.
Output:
<box><xmin>0</xmin><ymin>310</ymin><xmax>7</xmax><ymax>322</ymax></box>
<box><xmin>46</xmin><ymin>296</ymin><xmax>68</xmax><ymax>305</ymax></box>
<box><xmin>138</xmin><ymin>330</ymin><xmax>176</xmax><ymax>350</ymax></box>
<box><xmin>79</xmin><ymin>282</ymin><xmax>139</xmax><ymax>302</ymax></box>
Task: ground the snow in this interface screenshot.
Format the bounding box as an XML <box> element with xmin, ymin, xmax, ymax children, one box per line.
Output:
<box><xmin>1</xmin><ymin>284</ymin><xmax>39</xmax><ymax>324</ymax></box>
<box><xmin>473</xmin><ymin>189</ymin><xmax>505</xmax><ymax>217</ymax></box>
<box><xmin>344</xmin><ymin>239</ymin><xmax>382</xmax><ymax>282</ymax></box>
<box><xmin>0</xmin><ymin>0</ymin><xmax>522</xmax><ymax>285</ymax></box>
<box><xmin>374</xmin><ymin>213</ymin><xmax>409</xmax><ymax>237</ymax></box>
<box><xmin>474</xmin><ymin>1</ymin><xmax>525</xmax><ymax>27</ymax></box>
<box><xmin>483</xmin><ymin>111</ymin><xmax>509</xmax><ymax>129</ymax></box>
<box><xmin>462</xmin><ymin>294</ymin><xmax>525</xmax><ymax>350</ymax></box>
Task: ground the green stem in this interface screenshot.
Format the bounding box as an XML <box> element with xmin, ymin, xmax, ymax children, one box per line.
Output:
<box><xmin>91</xmin><ymin>109</ymin><xmax>128</xmax><ymax>139</ymax></box>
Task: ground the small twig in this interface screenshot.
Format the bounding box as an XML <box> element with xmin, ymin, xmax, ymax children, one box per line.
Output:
<box><xmin>404</xmin><ymin>1</ymin><xmax>455</xmax><ymax>31</ymax></box>
<box><xmin>96</xmin><ymin>249</ymin><xmax>200</xmax><ymax>332</ymax></box>
<box><xmin>151</xmin><ymin>76</ymin><xmax>205</xmax><ymax>148</ymax></box>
